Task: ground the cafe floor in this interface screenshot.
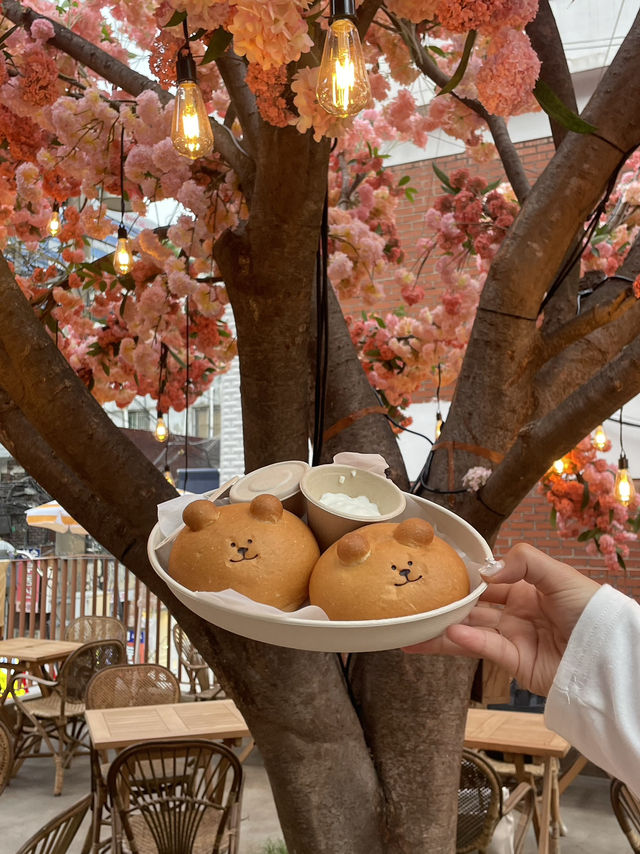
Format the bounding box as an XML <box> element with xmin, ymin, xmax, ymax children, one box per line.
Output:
<box><xmin>0</xmin><ymin>748</ymin><xmax>631</xmax><ymax>853</ymax></box>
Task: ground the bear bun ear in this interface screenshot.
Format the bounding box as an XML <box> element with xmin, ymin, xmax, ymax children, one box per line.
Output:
<box><xmin>250</xmin><ymin>493</ymin><xmax>283</xmax><ymax>522</ymax></box>
<box><xmin>394</xmin><ymin>518</ymin><xmax>434</xmax><ymax>548</ymax></box>
<box><xmin>183</xmin><ymin>499</ymin><xmax>220</xmax><ymax>531</ymax></box>
<box><xmin>336</xmin><ymin>531</ymin><xmax>371</xmax><ymax>566</ymax></box>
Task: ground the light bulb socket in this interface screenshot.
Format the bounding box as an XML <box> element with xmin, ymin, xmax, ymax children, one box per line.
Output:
<box><xmin>157</xmin><ymin>408</ymin><xmax>163</xmax><ymax>419</ymax></box>
<box><xmin>52</xmin><ymin>201</ymin><xmax>59</xmax><ymax>213</ymax></box>
<box><xmin>619</xmin><ymin>452</ymin><xmax>629</xmax><ymax>470</ymax></box>
<box><xmin>330</xmin><ymin>0</ymin><xmax>356</xmax><ymax>22</ymax></box>
<box><xmin>117</xmin><ymin>224</ymin><xmax>128</xmax><ymax>240</ymax></box>
<box><xmin>176</xmin><ymin>49</ymin><xmax>198</xmax><ymax>83</ymax></box>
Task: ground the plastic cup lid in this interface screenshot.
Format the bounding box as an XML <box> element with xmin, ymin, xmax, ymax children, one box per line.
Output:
<box><xmin>229</xmin><ymin>461</ymin><xmax>310</xmax><ymax>503</ymax></box>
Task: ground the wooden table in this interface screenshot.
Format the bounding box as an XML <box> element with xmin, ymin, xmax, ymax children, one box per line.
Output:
<box><xmin>85</xmin><ymin>699</ymin><xmax>251</xmax><ymax>853</ymax></box>
<box><xmin>465</xmin><ymin>708</ymin><xmax>571</xmax><ymax>854</ymax></box>
<box><xmin>85</xmin><ymin>698</ymin><xmax>250</xmax><ymax>751</ymax></box>
<box><xmin>0</xmin><ymin>637</ymin><xmax>83</xmax><ymax>703</ymax></box>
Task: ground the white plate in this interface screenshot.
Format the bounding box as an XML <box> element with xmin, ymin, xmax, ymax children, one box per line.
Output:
<box><xmin>148</xmin><ymin>493</ymin><xmax>491</xmax><ymax>652</ymax></box>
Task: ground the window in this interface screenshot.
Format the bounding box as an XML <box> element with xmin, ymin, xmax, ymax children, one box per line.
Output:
<box><xmin>129</xmin><ymin>409</ymin><xmax>151</xmax><ymax>430</ymax></box>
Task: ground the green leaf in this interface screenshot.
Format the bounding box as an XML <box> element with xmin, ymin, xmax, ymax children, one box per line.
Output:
<box><xmin>432</xmin><ymin>162</ymin><xmax>454</xmax><ymax>193</ymax></box>
<box><xmin>164</xmin><ymin>9</ymin><xmax>187</xmax><ymax>27</ymax></box>
<box><xmin>550</xmin><ymin>506</ymin><xmax>557</xmax><ymax>528</ymax></box>
<box><xmin>581</xmin><ymin>481</ymin><xmax>590</xmax><ymax>511</ymax></box>
<box><xmin>428</xmin><ymin>45</ymin><xmax>447</xmax><ymax>58</ymax></box>
<box><xmin>397</xmin><ymin>176</ymin><xmax>410</xmax><ymax>186</ymax></box>
<box><xmin>437</xmin><ymin>30</ymin><xmax>477</xmax><ymax>97</ymax></box>
<box><xmin>577</xmin><ymin>529</ymin><xmax>597</xmax><ymax>542</ymax></box>
<box><xmin>405</xmin><ymin>187</ymin><xmax>417</xmax><ymax>203</ymax></box>
<box><xmin>119</xmin><ymin>293</ymin><xmax>128</xmax><ymax>318</ymax></box>
<box><xmin>533</xmin><ymin>80</ymin><xmax>597</xmax><ymax>135</ymax></box>
<box><xmin>617</xmin><ymin>551</ymin><xmax>627</xmax><ymax>571</ymax></box>
<box><xmin>201</xmin><ymin>28</ymin><xmax>233</xmax><ymax>65</ymax></box>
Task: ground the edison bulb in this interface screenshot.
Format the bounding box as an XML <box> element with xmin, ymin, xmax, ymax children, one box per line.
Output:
<box><xmin>48</xmin><ymin>207</ymin><xmax>61</xmax><ymax>237</ymax></box>
<box><xmin>113</xmin><ymin>226</ymin><xmax>133</xmax><ymax>276</ymax></box>
<box><xmin>592</xmin><ymin>424</ymin><xmax>608</xmax><ymax>451</ymax></box>
<box><xmin>435</xmin><ymin>412</ymin><xmax>444</xmax><ymax>440</ymax></box>
<box><xmin>552</xmin><ymin>458</ymin><xmax>565</xmax><ymax>475</ymax></box>
<box><xmin>155</xmin><ymin>415</ymin><xmax>169</xmax><ymax>443</ymax></box>
<box><xmin>164</xmin><ymin>465</ymin><xmax>175</xmax><ymax>486</ymax></box>
<box><xmin>171</xmin><ymin>81</ymin><xmax>214</xmax><ymax>160</ymax></box>
<box><xmin>614</xmin><ymin>455</ymin><xmax>636</xmax><ymax>506</ymax></box>
<box><xmin>316</xmin><ymin>18</ymin><xmax>371</xmax><ymax>117</ymax></box>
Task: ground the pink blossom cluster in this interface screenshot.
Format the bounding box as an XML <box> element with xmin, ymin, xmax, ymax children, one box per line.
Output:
<box><xmin>229</xmin><ymin>0</ymin><xmax>313</xmax><ymax>69</ymax></box>
<box><xmin>541</xmin><ymin>436</ymin><xmax>639</xmax><ymax>573</ymax></box>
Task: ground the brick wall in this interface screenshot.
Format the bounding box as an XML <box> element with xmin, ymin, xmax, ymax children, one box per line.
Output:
<box><xmin>493</xmin><ymin>489</ymin><xmax>640</xmax><ymax>599</ymax></box>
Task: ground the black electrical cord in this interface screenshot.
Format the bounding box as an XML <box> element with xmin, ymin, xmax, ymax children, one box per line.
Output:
<box><xmin>184</xmin><ymin>296</ymin><xmax>190</xmax><ymax>491</ymax></box>
<box><xmin>312</xmin><ymin>186</ymin><xmax>330</xmax><ymax>467</ymax></box>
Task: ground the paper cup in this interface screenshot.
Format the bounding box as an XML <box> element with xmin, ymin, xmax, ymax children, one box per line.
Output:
<box><xmin>300</xmin><ymin>464</ymin><xmax>406</xmax><ymax>551</ymax></box>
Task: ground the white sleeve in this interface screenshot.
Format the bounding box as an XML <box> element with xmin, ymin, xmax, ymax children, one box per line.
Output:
<box><xmin>545</xmin><ymin>584</ymin><xmax>640</xmax><ymax>795</ymax></box>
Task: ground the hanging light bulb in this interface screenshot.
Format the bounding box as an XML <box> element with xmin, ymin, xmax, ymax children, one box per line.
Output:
<box><xmin>171</xmin><ymin>26</ymin><xmax>214</xmax><ymax>160</ymax></box>
<box><xmin>552</xmin><ymin>458</ymin><xmax>566</xmax><ymax>475</ymax></box>
<box><xmin>592</xmin><ymin>424</ymin><xmax>608</xmax><ymax>451</ymax></box>
<box><xmin>614</xmin><ymin>452</ymin><xmax>636</xmax><ymax>506</ymax></box>
<box><xmin>316</xmin><ymin>0</ymin><xmax>371</xmax><ymax>117</ymax></box>
<box><xmin>113</xmin><ymin>225</ymin><xmax>134</xmax><ymax>276</ymax></box>
<box><xmin>48</xmin><ymin>202</ymin><xmax>61</xmax><ymax>237</ymax></box>
<box><xmin>155</xmin><ymin>410</ymin><xmax>169</xmax><ymax>443</ymax></box>
<box><xmin>164</xmin><ymin>465</ymin><xmax>175</xmax><ymax>486</ymax></box>
<box><xmin>435</xmin><ymin>410</ymin><xmax>444</xmax><ymax>440</ymax></box>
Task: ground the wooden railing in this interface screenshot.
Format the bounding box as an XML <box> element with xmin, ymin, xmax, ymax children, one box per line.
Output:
<box><xmin>0</xmin><ymin>555</ymin><xmax>185</xmax><ymax>678</ymax></box>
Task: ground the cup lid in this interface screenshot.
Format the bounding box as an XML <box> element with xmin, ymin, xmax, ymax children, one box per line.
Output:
<box><xmin>229</xmin><ymin>461</ymin><xmax>310</xmax><ymax>504</ymax></box>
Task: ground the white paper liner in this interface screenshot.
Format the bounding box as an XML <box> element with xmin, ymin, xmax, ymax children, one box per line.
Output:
<box><xmin>155</xmin><ymin>470</ymin><xmax>494</xmax><ymax>626</ymax></box>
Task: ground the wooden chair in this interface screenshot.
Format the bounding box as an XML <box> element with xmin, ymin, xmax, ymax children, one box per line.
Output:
<box><xmin>611</xmin><ymin>778</ymin><xmax>640</xmax><ymax>853</ymax></box>
<box><xmin>107</xmin><ymin>738</ymin><xmax>243</xmax><ymax>854</ymax></box>
<box><xmin>9</xmin><ymin>639</ymin><xmax>126</xmax><ymax>795</ymax></box>
<box><xmin>0</xmin><ymin>718</ymin><xmax>13</xmax><ymax>794</ymax></box>
<box><xmin>457</xmin><ymin>748</ymin><xmax>535</xmax><ymax>854</ymax></box>
<box><xmin>65</xmin><ymin>615</ymin><xmax>127</xmax><ymax>645</ymax></box>
<box><xmin>15</xmin><ymin>793</ymin><xmax>91</xmax><ymax>854</ymax></box>
<box><xmin>84</xmin><ymin>663</ymin><xmax>181</xmax><ymax>853</ymax></box>
<box><xmin>172</xmin><ymin>624</ymin><xmax>224</xmax><ymax>701</ymax></box>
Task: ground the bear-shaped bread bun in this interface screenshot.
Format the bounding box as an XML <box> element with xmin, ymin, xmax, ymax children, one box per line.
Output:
<box><xmin>308</xmin><ymin>517</ymin><xmax>469</xmax><ymax>620</ymax></box>
<box><xmin>168</xmin><ymin>494</ymin><xmax>320</xmax><ymax>611</ymax></box>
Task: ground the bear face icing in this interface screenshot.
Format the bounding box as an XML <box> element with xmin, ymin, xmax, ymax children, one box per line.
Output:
<box><xmin>309</xmin><ymin>517</ymin><xmax>469</xmax><ymax>620</ymax></box>
<box><xmin>168</xmin><ymin>494</ymin><xmax>320</xmax><ymax>611</ymax></box>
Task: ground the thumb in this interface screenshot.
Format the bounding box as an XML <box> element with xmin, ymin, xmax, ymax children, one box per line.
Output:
<box><xmin>481</xmin><ymin>543</ymin><xmax>585</xmax><ymax>596</ymax></box>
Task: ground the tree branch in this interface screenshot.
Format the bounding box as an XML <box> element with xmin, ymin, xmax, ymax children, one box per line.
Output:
<box><xmin>478</xmin><ymin>333</ymin><xmax>640</xmax><ymax>518</ymax></box>
<box><xmin>215</xmin><ymin>51</ymin><xmax>260</xmax><ymax>160</ymax></box>
<box><xmin>1</xmin><ymin>0</ymin><xmax>254</xmax><ymax>189</ymax></box>
<box><xmin>526</xmin><ymin>0</ymin><xmax>577</xmax><ymax>148</ymax></box>
<box><xmin>387</xmin><ymin>14</ymin><xmax>531</xmax><ymax>202</ymax></box>
<box><xmin>538</xmin><ymin>287</ymin><xmax>635</xmax><ymax>365</ymax></box>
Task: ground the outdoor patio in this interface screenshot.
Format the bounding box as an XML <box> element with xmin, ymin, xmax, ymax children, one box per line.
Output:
<box><xmin>0</xmin><ymin>744</ymin><xmax>632</xmax><ymax>853</ymax></box>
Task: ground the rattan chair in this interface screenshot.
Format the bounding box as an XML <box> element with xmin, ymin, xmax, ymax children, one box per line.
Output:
<box><xmin>84</xmin><ymin>663</ymin><xmax>181</xmax><ymax>853</ymax></box>
<box><xmin>457</xmin><ymin>748</ymin><xmax>535</xmax><ymax>854</ymax></box>
<box><xmin>9</xmin><ymin>639</ymin><xmax>126</xmax><ymax>795</ymax></box>
<box><xmin>107</xmin><ymin>738</ymin><xmax>243</xmax><ymax>854</ymax></box>
<box><xmin>172</xmin><ymin>624</ymin><xmax>224</xmax><ymax>701</ymax></box>
<box><xmin>611</xmin><ymin>778</ymin><xmax>640</xmax><ymax>853</ymax></box>
<box><xmin>65</xmin><ymin>615</ymin><xmax>127</xmax><ymax>645</ymax></box>
<box><xmin>0</xmin><ymin>718</ymin><xmax>13</xmax><ymax>794</ymax></box>
<box><xmin>15</xmin><ymin>793</ymin><xmax>91</xmax><ymax>854</ymax></box>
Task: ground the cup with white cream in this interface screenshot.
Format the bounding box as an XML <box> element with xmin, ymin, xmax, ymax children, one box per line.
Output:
<box><xmin>299</xmin><ymin>464</ymin><xmax>406</xmax><ymax>551</ymax></box>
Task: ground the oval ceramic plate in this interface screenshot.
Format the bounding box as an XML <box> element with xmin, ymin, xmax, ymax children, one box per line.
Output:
<box><xmin>148</xmin><ymin>493</ymin><xmax>490</xmax><ymax>652</ymax></box>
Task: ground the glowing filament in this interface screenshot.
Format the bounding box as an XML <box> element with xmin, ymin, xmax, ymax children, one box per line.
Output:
<box><xmin>316</xmin><ymin>19</ymin><xmax>371</xmax><ymax>118</ymax></box>
<box><xmin>155</xmin><ymin>415</ymin><xmax>169</xmax><ymax>443</ymax></box>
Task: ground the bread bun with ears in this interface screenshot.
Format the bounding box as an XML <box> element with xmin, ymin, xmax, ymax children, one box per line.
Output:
<box><xmin>168</xmin><ymin>494</ymin><xmax>320</xmax><ymax>611</ymax></box>
<box><xmin>309</xmin><ymin>517</ymin><xmax>469</xmax><ymax>620</ymax></box>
